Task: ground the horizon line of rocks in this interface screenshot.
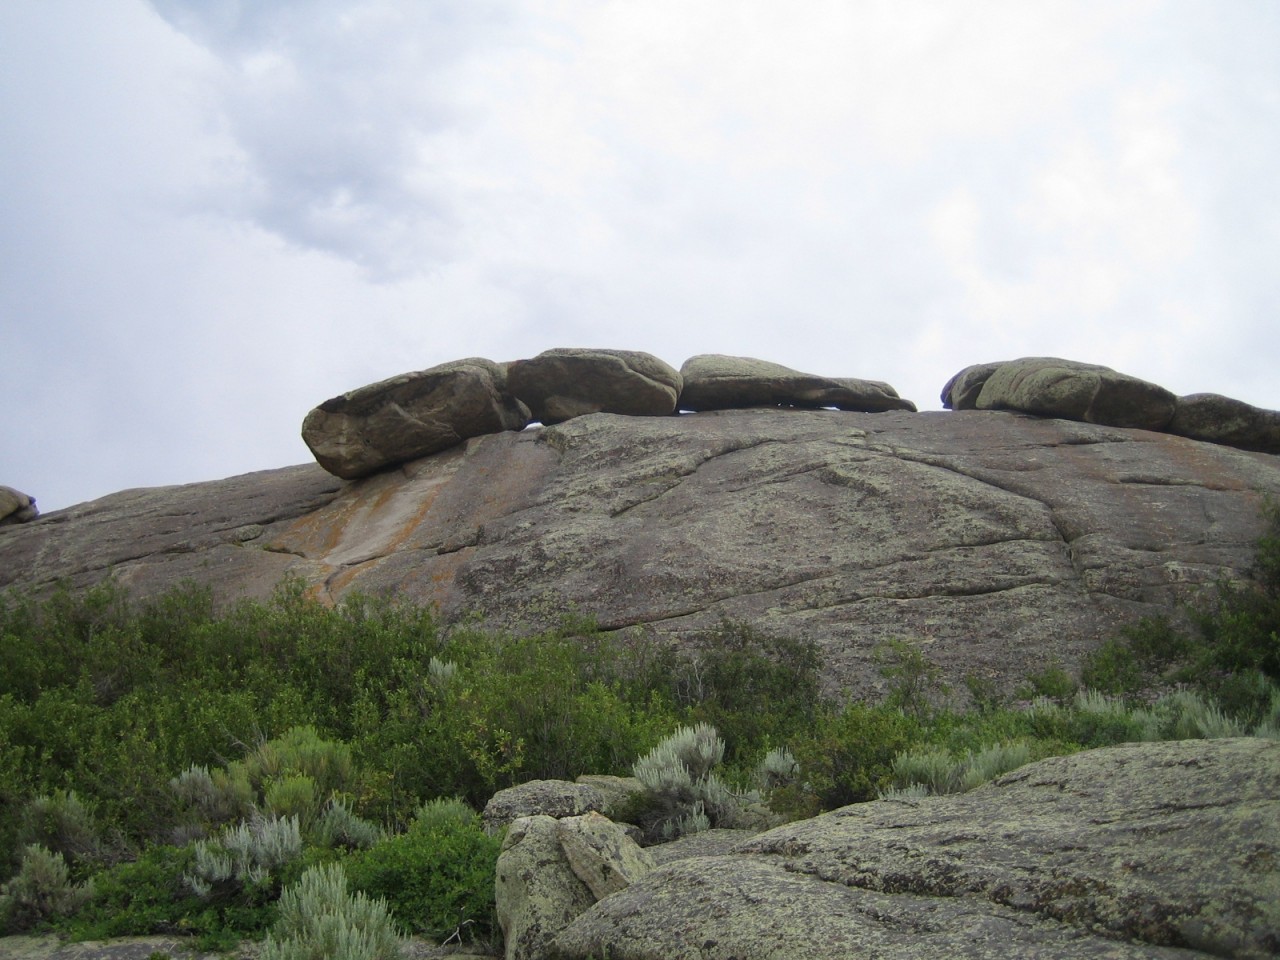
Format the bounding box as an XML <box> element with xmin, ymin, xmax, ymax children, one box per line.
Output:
<box><xmin>298</xmin><ymin>349</ymin><xmax>1280</xmax><ymax>482</ymax></box>
<box><xmin>3</xmin><ymin>351</ymin><xmax>1276</xmax><ymax>525</ymax></box>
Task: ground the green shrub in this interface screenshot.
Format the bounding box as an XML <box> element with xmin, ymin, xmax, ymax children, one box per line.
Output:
<box><xmin>261</xmin><ymin>863</ymin><xmax>403</xmax><ymax>960</ymax></box>
<box><xmin>890</xmin><ymin>741</ymin><xmax>1032</xmax><ymax>795</ymax></box>
<box><xmin>630</xmin><ymin>723</ymin><xmax>752</xmax><ymax>841</ymax></box>
<box><xmin>674</xmin><ymin>621</ymin><xmax>821</xmax><ymax>764</ymax></box>
<box><xmin>875</xmin><ymin>639</ymin><xmax>950</xmax><ymax>718</ymax></box>
<box><xmin>343</xmin><ymin>805</ymin><xmax>501</xmax><ymax>944</ymax></box>
<box><xmin>778</xmin><ymin>703</ymin><xmax>922</xmax><ymax>814</ymax></box>
<box><xmin>185</xmin><ymin>814</ymin><xmax>302</xmax><ymax>902</ymax></box>
<box><xmin>0</xmin><ymin>844</ymin><xmax>95</xmax><ymax>933</ymax></box>
<box><xmin>58</xmin><ymin>843</ymin><xmax>199</xmax><ymax>941</ymax></box>
<box><xmin>16</xmin><ymin>790</ymin><xmax>104</xmax><ymax>874</ymax></box>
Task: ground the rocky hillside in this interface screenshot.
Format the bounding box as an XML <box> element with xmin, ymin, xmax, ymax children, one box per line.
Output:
<box><xmin>4</xmin><ymin>396</ymin><xmax>1279</xmax><ymax>698</ymax></box>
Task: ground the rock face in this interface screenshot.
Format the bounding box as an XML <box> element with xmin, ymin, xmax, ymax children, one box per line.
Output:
<box><xmin>495</xmin><ymin>812</ymin><xmax>653</xmax><ymax>960</ymax></box>
<box><xmin>4</xmin><ymin>409</ymin><xmax>1279</xmax><ymax>697</ymax></box>
<box><xmin>300</xmin><ymin>357</ymin><xmax>530</xmax><ymax>479</ymax></box>
<box><xmin>943</xmin><ymin>357</ymin><xmax>1178</xmax><ymax>431</ymax></box>
<box><xmin>553</xmin><ymin>738</ymin><xmax>1280</xmax><ymax>960</ymax></box>
<box><xmin>482</xmin><ymin>780</ymin><xmax>611</xmax><ymax>835</ymax></box>
<box><xmin>1170</xmin><ymin>393</ymin><xmax>1280</xmax><ymax>454</ymax></box>
<box><xmin>506</xmin><ymin>348</ymin><xmax>682</xmax><ymax>425</ymax></box>
<box><xmin>0</xmin><ymin>486</ymin><xmax>37</xmax><ymax>525</ymax></box>
<box><xmin>680</xmin><ymin>354</ymin><xmax>916</xmax><ymax>412</ymax></box>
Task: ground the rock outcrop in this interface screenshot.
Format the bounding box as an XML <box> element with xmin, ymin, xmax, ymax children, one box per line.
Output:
<box><xmin>505</xmin><ymin>348</ymin><xmax>683</xmax><ymax>425</ymax></box>
<box><xmin>942</xmin><ymin>357</ymin><xmax>1178</xmax><ymax>431</ymax></box>
<box><xmin>0</xmin><ymin>486</ymin><xmax>37</xmax><ymax>525</ymax></box>
<box><xmin>552</xmin><ymin>738</ymin><xmax>1280</xmax><ymax>960</ymax></box>
<box><xmin>494</xmin><ymin>812</ymin><xmax>653</xmax><ymax>960</ymax></box>
<box><xmin>679</xmin><ymin>354</ymin><xmax>916</xmax><ymax>413</ymax></box>
<box><xmin>300</xmin><ymin>357</ymin><xmax>531</xmax><ymax>479</ymax></box>
<box><xmin>4</xmin><ymin>409</ymin><xmax>1279</xmax><ymax>698</ymax></box>
<box><xmin>482</xmin><ymin>780</ymin><xmax>612</xmax><ymax>835</ymax></box>
<box><xmin>1169</xmin><ymin>393</ymin><xmax>1280</xmax><ymax>454</ymax></box>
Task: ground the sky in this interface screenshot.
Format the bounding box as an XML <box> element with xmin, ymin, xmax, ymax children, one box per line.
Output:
<box><xmin>1</xmin><ymin>1</ymin><xmax>1278</xmax><ymax>513</ymax></box>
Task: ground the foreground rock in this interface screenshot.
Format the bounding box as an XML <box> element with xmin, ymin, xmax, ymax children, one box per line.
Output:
<box><xmin>0</xmin><ymin>485</ymin><xmax>37</xmax><ymax>525</ymax></box>
<box><xmin>301</xmin><ymin>357</ymin><xmax>530</xmax><ymax>479</ymax></box>
<box><xmin>506</xmin><ymin>348</ymin><xmax>682</xmax><ymax>425</ymax></box>
<box><xmin>680</xmin><ymin>354</ymin><xmax>916</xmax><ymax>412</ymax></box>
<box><xmin>1169</xmin><ymin>393</ymin><xmax>1280</xmax><ymax>454</ymax></box>
<box><xmin>943</xmin><ymin>357</ymin><xmax>1178</xmax><ymax>430</ymax></box>
<box><xmin>553</xmin><ymin>738</ymin><xmax>1280</xmax><ymax>960</ymax></box>
<box><xmin>495</xmin><ymin>812</ymin><xmax>653</xmax><ymax>960</ymax></box>
<box><xmin>4</xmin><ymin>409</ymin><xmax>1279</xmax><ymax>697</ymax></box>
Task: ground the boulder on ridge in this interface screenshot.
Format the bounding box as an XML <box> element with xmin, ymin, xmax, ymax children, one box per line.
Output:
<box><xmin>942</xmin><ymin>357</ymin><xmax>1177</xmax><ymax>431</ymax></box>
<box><xmin>554</xmin><ymin>738</ymin><xmax>1280</xmax><ymax>960</ymax></box>
<box><xmin>0</xmin><ymin>486</ymin><xmax>38</xmax><ymax>526</ymax></box>
<box><xmin>680</xmin><ymin>354</ymin><xmax>916</xmax><ymax>412</ymax></box>
<box><xmin>300</xmin><ymin>357</ymin><xmax>530</xmax><ymax>480</ymax></box>
<box><xmin>1169</xmin><ymin>393</ymin><xmax>1280</xmax><ymax>454</ymax></box>
<box><xmin>506</xmin><ymin>348</ymin><xmax>682</xmax><ymax>425</ymax></box>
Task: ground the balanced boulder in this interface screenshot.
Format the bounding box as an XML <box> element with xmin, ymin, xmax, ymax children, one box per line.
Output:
<box><xmin>1169</xmin><ymin>393</ymin><xmax>1280</xmax><ymax>454</ymax></box>
<box><xmin>482</xmin><ymin>779</ymin><xmax>610</xmax><ymax>834</ymax></box>
<box><xmin>0</xmin><ymin>486</ymin><xmax>37</xmax><ymax>526</ymax></box>
<box><xmin>942</xmin><ymin>357</ymin><xmax>1177</xmax><ymax>430</ymax></box>
<box><xmin>300</xmin><ymin>358</ymin><xmax>530</xmax><ymax>480</ymax></box>
<box><xmin>506</xmin><ymin>348</ymin><xmax>682</xmax><ymax>424</ymax></box>
<box><xmin>680</xmin><ymin>354</ymin><xmax>916</xmax><ymax>412</ymax></box>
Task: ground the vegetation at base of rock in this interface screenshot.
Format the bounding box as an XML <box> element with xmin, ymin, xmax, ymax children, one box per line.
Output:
<box><xmin>260</xmin><ymin>863</ymin><xmax>403</xmax><ymax>960</ymax></box>
<box><xmin>2</xmin><ymin>502</ymin><xmax>1278</xmax><ymax>945</ymax></box>
<box><xmin>1080</xmin><ymin>498</ymin><xmax>1280</xmax><ymax>723</ymax></box>
<box><xmin>342</xmin><ymin>799</ymin><xmax>501</xmax><ymax>944</ymax></box>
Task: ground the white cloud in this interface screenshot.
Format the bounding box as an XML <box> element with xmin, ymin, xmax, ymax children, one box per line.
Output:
<box><xmin>1</xmin><ymin>0</ymin><xmax>1277</xmax><ymax>511</ymax></box>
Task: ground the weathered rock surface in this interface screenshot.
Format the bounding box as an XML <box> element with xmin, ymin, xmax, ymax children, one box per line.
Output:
<box><xmin>680</xmin><ymin>354</ymin><xmax>916</xmax><ymax>412</ymax></box>
<box><xmin>483</xmin><ymin>780</ymin><xmax>610</xmax><ymax>835</ymax></box>
<box><xmin>0</xmin><ymin>485</ymin><xmax>38</xmax><ymax>525</ymax></box>
<box><xmin>301</xmin><ymin>357</ymin><xmax>530</xmax><ymax>479</ymax></box>
<box><xmin>4</xmin><ymin>409</ymin><xmax>1280</xmax><ymax>696</ymax></box>
<box><xmin>553</xmin><ymin>738</ymin><xmax>1280</xmax><ymax>960</ymax></box>
<box><xmin>506</xmin><ymin>348</ymin><xmax>682</xmax><ymax>425</ymax></box>
<box><xmin>494</xmin><ymin>811</ymin><xmax>654</xmax><ymax>960</ymax></box>
<box><xmin>1170</xmin><ymin>393</ymin><xmax>1280</xmax><ymax>454</ymax></box>
<box><xmin>944</xmin><ymin>357</ymin><xmax>1178</xmax><ymax>431</ymax></box>
<box><xmin>556</xmin><ymin>811</ymin><xmax>655</xmax><ymax>899</ymax></box>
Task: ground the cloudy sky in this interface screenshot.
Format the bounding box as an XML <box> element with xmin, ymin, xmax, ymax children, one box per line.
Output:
<box><xmin>2</xmin><ymin>1</ymin><xmax>1277</xmax><ymax>512</ymax></box>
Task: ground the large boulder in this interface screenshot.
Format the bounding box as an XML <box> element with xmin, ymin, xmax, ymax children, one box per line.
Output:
<box><xmin>556</xmin><ymin>811</ymin><xmax>655</xmax><ymax>899</ymax></box>
<box><xmin>0</xmin><ymin>486</ymin><xmax>38</xmax><ymax>526</ymax></box>
<box><xmin>505</xmin><ymin>348</ymin><xmax>682</xmax><ymax>425</ymax></box>
<box><xmin>680</xmin><ymin>354</ymin><xmax>916</xmax><ymax>412</ymax></box>
<box><xmin>553</xmin><ymin>738</ymin><xmax>1280</xmax><ymax>959</ymax></box>
<box><xmin>300</xmin><ymin>357</ymin><xmax>530</xmax><ymax>479</ymax></box>
<box><xmin>1169</xmin><ymin>394</ymin><xmax>1280</xmax><ymax>454</ymax></box>
<box><xmin>495</xmin><ymin>812</ymin><xmax>652</xmax><ymax>960</ymax></box>
<box><xmin>482</xmin><ymin>779</ymin><xmax>609</xmax><ymax>834</ymax></box>
<box><xmin>942</xmin><ymin>357</ymin><xmax>1177</xmax><ymax>431</ymax></box>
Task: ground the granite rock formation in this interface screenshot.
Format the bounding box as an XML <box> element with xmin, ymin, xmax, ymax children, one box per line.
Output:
<box><xmin>942</xmin><ymin>357</ymin><xmax>1178</xmax><ymax>431</ymax></box>
<box><xmin>0</xmin><ymin>486</ymin><xmax>37</xmax><ymax>526</ymax></box>
<box><xmin>505</xmin><ymin>348</ymin><xmax>683</xmax><ymax>425</ymax></box>
<box><xmin>300</xmin><ymin>357</ymin><xmax>531</xmax><ymax>479</ymax></box>
<box><xmin>1169</xmin><ymin>393</ymin><xmax>1280</xmax><ymax>454</ymax></box>
<box><xmin>3</xmin><ymin>408</ymin><xmax>1278</xmax><ymax>698</ymax></box>
<box><xmin>552</xmin><ymin>738</ymin><xmax>1280</xmax><ymax>960</ymax></box>
<box><xmin>679</xmin><ymin>354</ymin><xmax>916</xmax><ymax>413</ymax></box>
